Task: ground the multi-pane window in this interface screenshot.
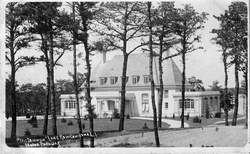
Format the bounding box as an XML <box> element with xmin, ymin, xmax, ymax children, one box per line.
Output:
<box><xmin>110</xmin><ymin>77</ymin><xmax>118</xmax><ymax>85</ymax></box>
<box><xmin>164</xmin><ymin>90</ymin><xmax>169</xmax><ymax>98</ymax></box>
<box><xmin>107</xmin><ymin>100</ymin><xmax>115</xmax><ymax>110</ymax></box>
<box><xmin>100</xmin><ymin>77</ymin><xmax>107</xmax><ymax>85</ymax></box>
<box><xmin>65</xmin><ymin>100</ymin><xmax>76</xmax><ymax>109</ymax></box>
<box><xmin>142</xmin><ymin>93</ymin><xmax>149</xmax><ymax>112</ymax></box>
<box><xmin>143</xmin><ymin>75</ymin><xmax>150</xmax><ymax>83</ymax></box>
<box><xmin>165</xmin><ymin>102</ymin><xmax>168</xmax><ymax>109</ymax></box>
<box><xmin>132</xmin><ymin>76</ymin><xmax>140</xmax><ymax>84</ymax></box>
<box><xmin>179</xmin><ymin>99</ymin><xmax>194</xmax><ymax>109</ymax></box>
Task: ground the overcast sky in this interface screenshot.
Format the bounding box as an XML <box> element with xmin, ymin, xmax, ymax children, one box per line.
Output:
<box><xmin>4</xmin><ymin>0</ymin><xmax>248</xmax><ymax>89</ymax></box>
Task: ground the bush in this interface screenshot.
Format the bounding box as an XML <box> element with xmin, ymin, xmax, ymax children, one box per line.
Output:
<box><xmin>103</xmin><ymin>112</ymin><xmax>108</xmax><ymax>118</ymax></box>
<box><xmin>215</xmin><ymin>112</ymin><xmax>221</xmax><ymax>118</ymax></box>
<box><xmin>126</xmin><ymin>114</ymin><xmax>130</xmax><ymax>119</ymax></box>
<box><xmin>61</xmin><ymin>118</ymin><xmax>67</xmax><ymax>123</ymax></box>
<box><xmin>68</xmin><ymin>120</ymin><xmax>73</xmax><ymax>126</ymax></box>
<box><xmin>29</xmin><ymin>116</ymin><xmax>37</xmax><ymax>125</ymax></box>
<box><xmin>193</xmin><ymin>116</ymin><xmax>201</xmax><ymax>123</ymax></box>
<box><xmin>25</xmin><ymin>129</ymin><xmax>31</xmax><ymax>136</ymax></box>
<box><xmin>26</xmin><ymin>113</ymin><xmax>30</xmax><ymax>118</ymax></box>
<box><xmin>112</xmin><ymin>108</ymin><xmax>120</xmax><ymax>119</ymax></box>
<box><xmin>32</xmin><ymin>122</ymin><xmax>38</xmax><ymax>128</ymax></box>
<box><xmin>83</xmin><ymin>115</ymin><xmax>88</xmax><ymax>120</ymax></box>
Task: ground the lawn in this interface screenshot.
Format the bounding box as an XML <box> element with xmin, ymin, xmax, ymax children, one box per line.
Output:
<box><xmin>163</xmin><ymin>113</ymin><xmax>246</xmax><ymax>128</ymax></box>
<box><xmin>5</xmin><ymin>117</ymin><xmax>170</xmax><ymax>139</ymax></box>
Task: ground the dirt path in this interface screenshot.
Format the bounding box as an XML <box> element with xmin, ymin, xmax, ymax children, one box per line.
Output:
<box><xmin>94</xmin><ymin>126</ymin><xmax>247</xmax><ymax>147</ymax></box>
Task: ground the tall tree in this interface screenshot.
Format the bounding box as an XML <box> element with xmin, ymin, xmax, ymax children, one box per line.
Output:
<box><xmin>188</xmin><ymin>76</ymin><xmax>205</xmax><ymax>91</ymax></box>
<box><xmin>25</xmin><ymin>2</ymin><xmax>68</xmax><ymax>135</ymax></box>
<box><xmin>151</xmin><ymin>2</ymin><xmax>179</xmax><ymax>128</ymax></box>
<box><xmin>76</xmin><ymin>2</ymin><xmax>97</xmax><ymax>147</ymax></box>
<box><xmin>172</xmin><ymin>5</ymin><xmax>208</xmax><ymax>128</ymax></box>
<box><xmin>147</xmin><ymin>2</ymin><xmax>160</xmax><ymax>147</ymax></box>
<box><xmin>93</xmin><ymin>2</ymin><xmax>147</xmax><ymax>131</ymax></box>
<box><xmin>5</xmin><ymin>2</ymin><xmax>34</xmax><ymax>143</ymax></box>
<box><xmin>213</xmin><ymin>2</ymin><xmax>247</xmax><ymax>126</ymax></box>
<box><xmin>209</xmin><ymin>80</ymin><xmax>222</xmax><ymax>91</ymax></box>
<box><xmin>211</xmin><ymin>23</ymin><xmax>232</xmax><ymax>125</ymax></box>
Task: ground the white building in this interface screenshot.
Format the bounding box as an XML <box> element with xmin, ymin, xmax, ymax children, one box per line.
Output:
<box><xmin>60</xmin><ymin>52</ymin><xmax>220</xmax><ymax>117</ymax></box>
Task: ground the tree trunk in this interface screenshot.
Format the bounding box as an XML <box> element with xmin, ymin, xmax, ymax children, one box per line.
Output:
<box><xmin>148</xmin><ymin>2</ymin><xmax>160</xmax><ymax>147</ymax></box>
<box><xmin>10</xmin><ymin>54</ymin><xmax>17</xmax><ymax>143</ymax></box>
<box><xmin>84</xmin><ymin>44</ymin><xmax>94</xmax><ymax>147</ymax></box>
<box><xmin>245</xmin><ymin>73</ymin><xmax>248</xmax><ymax>128</ymax></box>
<box><xmin>181</xmin><ymin>51</ymin><xmax>186</xmax><ymax>128</ymax></box>
<box><xmin>158</xmin><ymin>34</ymin><xmax>164</xmax><ymax>128</ymax></box>
<box><xmin>43</xmin><ymin>34</ymin><xmax>50</xmax><ymax>135</ymax></box>
<box><xmin>49</xmin><ymin>31</ymin><xmax>57</xmax><ymax>137</ymax></box>
<box><xmin>222</xmin><ymin>49</ymin><xmax>229</xmax><ymax>126</ymax></box>
<box><xmin>232</xmin><ymin>60</ymin><xmax>239</xmax><ymax>126</ymax></box>
<box><xmin>72</xmin><ymin>3</ymin><xmax>84</xmax><ymax>147</ymax></box>
<box><xmin>10</xmin><ymin>27</ymin><xmax>17</xmax><ymax>143</ymax></box>
<box><xmin>119</xmin><ymin>5</ymin><xmax>128</xmax><ymax>132</ymax></box>
<box><xmin>119</xmin><ymin>54</ymin><xmax>128</xmax><ymax>131</ymax></box>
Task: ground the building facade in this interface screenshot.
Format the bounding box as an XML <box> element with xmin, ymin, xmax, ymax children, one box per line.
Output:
<box><xmin>60</xmin><ymin>52</ymin><xmax>221</xmax><ymax>117</ymax></box>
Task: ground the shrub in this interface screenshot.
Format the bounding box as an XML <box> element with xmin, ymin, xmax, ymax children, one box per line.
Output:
<box><xmin>29</xmin><ymin>116</ymin><xmax>37</xmax><ymax>125</ymax></box>
<box><xmin>32</xmin><ymin>122</ymin><xmax>38</xmax><ymax>128</ymax></box>
<box><xmin>215</xmin><ymin>112</ymin><xmax>221</xmax><ymax>118</ymax></box>
<box><xmin>193</xmin><ymin>116</ymin><xmax>200</xmax><ymax>123</ymax></box>
<box><xmin>24</xmin><ymin>129</ymin><xmax>31</xmax><ymax>136</ymax></box>
<box><xmin>83</xmin><ymin>115</ymin><xmax>88</xmax><ymax>120</ymax></box>
<box><xmin>61</xmin><ymin>118</ymin><xmax>66</xmax><ymax>123</ymax></box>
<box><xmin>103</xmin><ymin>112</ymin><xmax>108</xmax><ymax>118</ymax></box>
<box><xmin>142</xmin><ymin>123</ymin><xmax>149</xmax><ymax>129</ymax></box>
<box><xmin>68</xmin><ymin>120</ymin><xmax>73</xmax><ymax>126</ymax></box>
<box><xmin>26</xmin><ymin>113</ymin><xmax>30</xmax><ymax>118</ymax></box>
<box><xmin>112</xmin><ymin>108</ymin><xmax>120</xmax><ymax>119</ymax></box>
<box><xmin>126</xmin><ymin>114</ymin><xmax>130</xmax><ymax>119</ymax></box>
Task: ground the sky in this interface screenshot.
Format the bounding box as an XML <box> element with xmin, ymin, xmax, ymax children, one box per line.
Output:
<box><xmin>4</xmin><ymin>0</ymin><xmax>248</xmax><ymax>89</ymax></box>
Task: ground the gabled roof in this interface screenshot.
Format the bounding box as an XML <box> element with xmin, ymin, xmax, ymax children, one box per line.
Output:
<box><xmin>89</xmin><ymin>53</ymin><xmax>191</xmax><ymax>89</ymax></box>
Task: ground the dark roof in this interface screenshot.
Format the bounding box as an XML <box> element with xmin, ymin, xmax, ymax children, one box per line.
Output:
<box><xmin>89</xmin><ymin>53</ymin><xmax>191</xmax><ymax>89</ymax></box>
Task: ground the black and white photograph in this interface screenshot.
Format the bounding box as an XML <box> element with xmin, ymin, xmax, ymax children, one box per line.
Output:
<box><xmin>1</xmin><ymin>0</ymin><xmax>249</xmax><ymax>153</ymax></box>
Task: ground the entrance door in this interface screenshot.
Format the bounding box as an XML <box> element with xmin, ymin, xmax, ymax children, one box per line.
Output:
<box><xmin>125</xmin><ymin>100</ymin><xmax>131</xmax><ymax>116</ymax></box>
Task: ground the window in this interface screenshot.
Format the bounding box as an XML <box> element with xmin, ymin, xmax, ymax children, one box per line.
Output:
<box><xmin>100</xmin><ymin>77</ymin><xmax>107</xmax><ymax>85</ymax></box>
<box><xmin>179</xmin><ymin>99</ymin><xmax>194</xmax><ymax>109</ymax></box>
<box><xmin>107</xmin><ymin>100</ymin><xmax>115</xmax><ymax>110</ymax></box>
<box><xmin>142</xmin><ymin>93</ymin><xmax>149</xmax><ymax>112</ymax></box>
<box><xmin>110</xmin><ymin>77</ymin><xmax>118</xmax><ymax>85</ymax></box>
<box><xmin>65</xmin><ymin>100</ymin><xmax>76</xmax><ymax>109</ymax></box>
<box><xmin>132</xmin><ymin>76</ymin><xmax>140</xmax><ymax>84</ymax></box>
<box><xmin>165</xmin><ymin>102</ymin><xmax>168</xmax><ymax>109</ymax></box>
<box><xmin>143</xmin><ymin>75</ymin><xmax>150</xmax><ymax>83</ymax></box>
<box><xmin>164</xmin><ymin>90</ymin><xmax>169</xmax><ymax>98</ymax></box>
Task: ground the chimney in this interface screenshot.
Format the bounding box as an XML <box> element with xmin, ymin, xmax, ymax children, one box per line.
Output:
<box><xmin>101</xmin><ymin>51</ymin><xmax>106</xmax><ymax>64</ymax></box>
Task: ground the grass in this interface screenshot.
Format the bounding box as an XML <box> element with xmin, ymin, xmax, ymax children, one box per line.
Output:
<box><xmin>164</xmin><ymin>113</ymin><xmax>246</xmax><ymax>128</ymax></box>
<box><xmin>5</xmin><ymin>117</ymin><xmax>170</xmax><ymax>139</ymax></box>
